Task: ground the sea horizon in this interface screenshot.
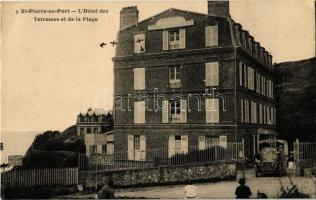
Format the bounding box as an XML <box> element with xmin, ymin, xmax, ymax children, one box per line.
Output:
<box><xmin>0</xmin><ymin>130</ymin><xmax>44</xmax><ymax>163</ymax></box>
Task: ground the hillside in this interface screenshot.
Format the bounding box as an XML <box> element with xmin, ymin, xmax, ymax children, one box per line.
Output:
<box><xmin>22</xmin><ymin>125</ymin><xmax>85</xmax><ymax>169</ymax></box>
<box><xmin>275</xmin><ymin>57</ymin><xmax>316</xmax><ymax>143</ymax></box>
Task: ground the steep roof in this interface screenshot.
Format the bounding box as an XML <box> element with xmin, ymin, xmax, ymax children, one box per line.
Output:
<box><xmin>120</xmin><ymin>7</ymin><xmax>228</xmax><ymax>31</ymax></box>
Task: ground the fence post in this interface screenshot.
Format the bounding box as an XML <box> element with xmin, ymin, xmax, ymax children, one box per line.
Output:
<box><xmin>294</xmin><ymin>138</ymin><xmax>300</xmax><ymax>177</ymax></box>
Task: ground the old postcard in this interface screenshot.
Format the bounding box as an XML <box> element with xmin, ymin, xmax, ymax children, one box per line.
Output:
<box><xmin>1</xmin><ymin>0</ymin><xmax>316</xmax><ymax>199</ymax></box>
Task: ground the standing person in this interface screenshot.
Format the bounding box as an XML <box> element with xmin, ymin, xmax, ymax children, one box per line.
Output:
<box><xmin>97</xmin><ymin>180</ymin><xmax>115</xmax><ymax>199</ymax></box>
<box><xmin>235</xmin><ymin>178</ymin><xmax>252</xmax><ymax>199</ymax></box>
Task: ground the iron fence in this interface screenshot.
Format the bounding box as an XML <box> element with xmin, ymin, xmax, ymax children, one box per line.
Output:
<box><xmin>79</xmin><ymin>142</ymin><xmax>244</xmax><ymax>171</ymax></box>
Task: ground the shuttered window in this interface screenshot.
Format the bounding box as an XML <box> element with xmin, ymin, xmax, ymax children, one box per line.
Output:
<box><xmin>205</xmin><ymin>25</ymin><xmax>218</xmax><ymax>47</ymax></box>
<box><xmin>205</xmin><ymin>98</ymin><xmax>219</xmax><ymax>123</ymax></box>
<box><xmin>134</xmin><ymin>34</ymin><xmax>145</xmax><ymax>53</ymax></box>
<box><xmin>168</xmin><ymin>135</ymin><xmax>188</xmax><ymax>158</ymax></box>
<box><xmin>163</xmin><ymin>29</ymin><xmax>185</xmax><ymax>50</ymax></box>
<box><xmin>219</xmin><ymin>136</ymin><xmax>227</xmax><ymax>149</ymax></box>
<box><xmin>134</xmin><ymin>101</ymin><xmax>145</xmax><ymax>124</ymax></box>
<box><xmin>134</xmin><ymin>68</ymin><xmax>145</xmax><ymax>90</ymax></box>
<box><xmin>205</xmin><ymin>62</ymin><xmax>219</xmax><ymax>86</ymax></box>
<box><xmin>198</xmin><ymin>135</ymin><xmax>227</xmax><ymax>150</ymax></box>
<box><xmin>128</xmin><ymin>135</ymin><xmax>146</xmax><ymax>161</ymax></box>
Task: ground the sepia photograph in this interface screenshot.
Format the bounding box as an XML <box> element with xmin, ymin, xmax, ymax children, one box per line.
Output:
<box><xmin>1</xmin><ymin>0</ymin><xmax>316</xmax><ymax>199</ymax></box>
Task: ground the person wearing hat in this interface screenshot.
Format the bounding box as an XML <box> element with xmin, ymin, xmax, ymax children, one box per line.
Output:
<box><xmin>235</xmin><ymin>178</ymin><xmax>252</xmax><ymax>199</ymax></box>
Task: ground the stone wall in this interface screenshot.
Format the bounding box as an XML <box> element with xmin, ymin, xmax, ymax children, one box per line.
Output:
<box><xmin>82</xmin><ymin>161</ymin><xmax>236</xmax><ymax>188</ymax></box>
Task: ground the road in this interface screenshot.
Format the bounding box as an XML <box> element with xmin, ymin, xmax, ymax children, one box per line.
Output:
<box><xmin>115</xmin><ymin>169</ymin><xmax>316</xmax><ymax>199</ymax></box>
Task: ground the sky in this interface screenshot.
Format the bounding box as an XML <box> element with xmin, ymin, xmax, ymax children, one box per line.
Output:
<box><xmin>1</xmin><ymin>0</ymin><xmax>315</xmax><ymax>133</ymax></box>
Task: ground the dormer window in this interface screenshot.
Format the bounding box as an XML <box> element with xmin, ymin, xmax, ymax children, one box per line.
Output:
<box><xmin>163</xmin><ymin>29</ymin><xmax>185</xmax><ymax>50</ymax></box>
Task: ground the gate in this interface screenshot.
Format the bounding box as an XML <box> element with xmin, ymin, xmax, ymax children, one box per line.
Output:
<box><xmin>293</xmin><ymin>139</ymin><xmax>316</xmax><ymax>174</ymax></box>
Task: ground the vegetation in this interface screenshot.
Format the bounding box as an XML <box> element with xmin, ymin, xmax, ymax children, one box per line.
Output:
<box><xmin>275</xmin><ymin>57</ymin><xmax>316</xmax><ymax>145</ymax></box>
<box><xmin>21</xmin><ymin>125</ymin><xmax>85</xmax><ymax>169</ymax></box>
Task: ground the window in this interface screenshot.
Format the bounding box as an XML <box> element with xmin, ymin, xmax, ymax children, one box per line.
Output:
<box><xmin>206</xmin><ymin>136</ymin><xmax>219</xmax><ymax>148</ymax></box>
<box><xmin>240</xmin><ymin>98</ymin><xmax>244</xmax><ymax>123</ymax></box>
<box><xmin>94</xmin><ymin>128</ymin><xmax>98</xmax><ymax>134</ymax></box>
<box><xmin>134</xmin><ymin>101</ymin><xmax>145</xmax><ymax>124</ymax></box>
<box><xmin>205</xmin><ymin>98</ymin><xmax>219</xmax><ymax>123</ymax></box>
<box><xmin>251</xmin><ymin>101</ymin><xmax>257</xmax><ymax>124</ymax></box>
<box><xmin>163</xmin><ymin>29</ymin><xmax>185</xmax><ymax>50</ymax></box>
<box><xmin>205</xmin><ymin>25</ymin><xmax>218</xmax><ymax>47</ymax></box>
<box><xmin>169</xmin><ymin>66</ymin><xmax>181</xmax><ymax>88</ymax></box>
<box><xmin>102</xmin><ymin>144</ymin><xmax>107</xmax><ymax>154</ymax></box>
<box><xmin>106</xmin><ymin>142</ymin><xmax>114</xmax><ymax>155</ymax></box>
<box><xmin>134</xmin><ymin>135</ymin><xmax>140</xmax><ymax>151</ymax></box>
<box><xmin>198</xmin><ymin>135</ymin><xmax>227</xmax><ymax>150</ymax></box>
<box><xmin>205</xmin><ymin>62</ymin><xmax>219</xmax><ymax>86</ymax></box>
<box><xmin>87</xmin><ymin>127</ymin><xmax>91</xmax><ymax>134</ymax></box>
<box><xmin>169</xmin><ymin>66</ymin><xmax>181</xmax><ymax>81</ymax></box>
<box><xmin>162</xmin><ymin>99</ymin><xmax>187</xmax><ymax>123</ymax></box>
<box><xmin>259</xmin><ymin>104</ymin><xmax>263</xmax><ymax>124</ymax></box>
<box><xmin>134</xmin><ymin>34</ymin><xmax>145</xmax><ymax>53</ymax></box>
<box><xmin>80</xmin><ymin>128</ymin><xmax>84</xmax><ymax>136</ymax></box>
<box><xmin>175</xmin><ymin>135</ymin><xmax>182</xmax><ymax>154</ymax></box>
<box><xmin>168</xmin><ymin>135</ymin><xmax>188</xmax><ymax>157</ymax></box>
<box><xmin>128</xmin><ymin>135</ymin><xmax>146</xmax><ymax>161</ymax></box>
<box><xmin>244</xmin><ymin>100</ymin><xmax>249</xmax><ymax>123</ymax></box>
<box><xmin>169</xmin><ymin>30</ymin><xmax>180</xmax><ymax>49</ymax></box>
<box><xmin>90</xmin><ymin>145</ymin><xmax>96</xmax><ymax>155</ymax></box>
<box><xmin>134</xmin><ymin>68</ymin><xmax>145</xmax><ymax>90</ymax></box>
<box><xmin>170</xmin><ymin>100</ymin><xmax>181</xmax><ymax>123</ymax></box>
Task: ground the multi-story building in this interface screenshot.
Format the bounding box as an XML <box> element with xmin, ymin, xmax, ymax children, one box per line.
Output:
<box><xmin>76</xmin><ymin>108</ymin><xmax>114</xmax><ymax>156</ymax></box>
<box><xmin>113</xmin><ymin>1</ymin><xmax>276</xmax><ymax>161</ymax></box>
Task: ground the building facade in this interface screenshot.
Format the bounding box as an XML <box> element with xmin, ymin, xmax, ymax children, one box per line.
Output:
<box><xmin>113</xmin><ymin>1</ymin><xmax>276</xmax><ymax>161</ymax></box>
<box><xmin>76</xmin><ymin>108</ymin><xmax>114</xmax><ymax>156</ymax></box>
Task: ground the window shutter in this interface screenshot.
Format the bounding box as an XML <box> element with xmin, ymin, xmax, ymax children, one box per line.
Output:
<box><xmin>162</xmin><ymin>100</ymin><xmax>169</xmax><ymax>123</ymax></box>
<box><xmin>254</xmin><ymin>102</ymin><xmax>257</xmax><ymax>123</ymax></box>
<box><xmin>180</xmin><ymin>99</ymin><xmax>187</xmax><ymax>123</ymax></box>
<box><xmin>134</xmin><ymin>34</ymin><xmax>145</xmax><ymax>53</ymax></box>
<box><xmin>179</xmin><ymin>29</ymin><xmax>186</xmax><ymax>49</ymax></box>
<box><xmin>205</xmin><ymin>25</ymin><xmax>218</xmax><ymax>47</ymax></box>
<box><xmin>128</xmin><ymin>135</ymin><xmax>134</xmax><ymax>160</ymax></box>
<box><xmin>206</xmin><ymin>98</ymin><xmax>219</xmax><ymax>123</ymax></box>
<box><xmin>239</xmin><ymin>62</ymin><xmax>243</xmax><ymax>86</ymax></box>
<box><xmin>219</xmin><ymin>136</ymin><xmax>227</xmax><ymax>149</ymax></box>
<box><xmin>97</xmin><ymin>145</ymin><xmax>102</xmax><ymax>154</ymax></box>
<box><xmin>168</xmin><ymin>135</ymin><xmax>175</xmax><ymax>158</ymax></box>
<box><xmin>86</xmin><ymin>145</ymin><xmax>91</xmax><ymax>156</ymax></box>
<box><xmin>243</xmin><ymin>65</ymin><xmax>247</xmax><ymax>88</ymax></box>
<box><xmin>205</xmin><ymin>62</ymin><xmax>219</xmax><ymax>86</ymax></box>
<box><xmin>134</xmin><ymin>101</ymin><xmax>145</xmax><ymax>124</ymax></box>
<box><xmin>134</xmin><ymin>68</ymin><xmax>145</xmax><ymax>90</ymax></box>
<box><xmin>247</xmin><ymin>67</ymin><xmax>251</xmax><ymax>90</ymax></box>
<box><xmin>162</xmin><ymin>30</ymin><xmax>169</xmax><ymax>50</ymax></box>
<box><xmin>140</xmin><ymin>135</ymin><xmax>146</xmax><ymax>161</ymax></box>
<box><xmin>240</xmin><ymin>99</ymin><xmax>244</xmax><ymax>123</ymax></box>
<box><xmin>181</xmin><ymin>135</ymin><xmax>188</xmax><ymax>154</ymax></box>
<box><xmin>198</xmin><ymin>136</ymin><xmax>206</xmax><ymax>150</ymax></box>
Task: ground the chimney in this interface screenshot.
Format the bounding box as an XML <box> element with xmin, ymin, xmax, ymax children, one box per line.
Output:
<box><xmin>120</xmin><ymin>6</ymin><xmax>139</xmax><ymax>30</ymax></box>
<box><xmin>207</xmin><ymin>0</ymin><xmax>230</xmax><ymax>18</ymax></box>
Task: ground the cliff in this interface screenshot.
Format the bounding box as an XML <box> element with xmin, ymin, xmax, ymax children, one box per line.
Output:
<box><xmin>275</xmin><ymin>57</ymin><xmax>316</xmax><ymax>143</ymax></box>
